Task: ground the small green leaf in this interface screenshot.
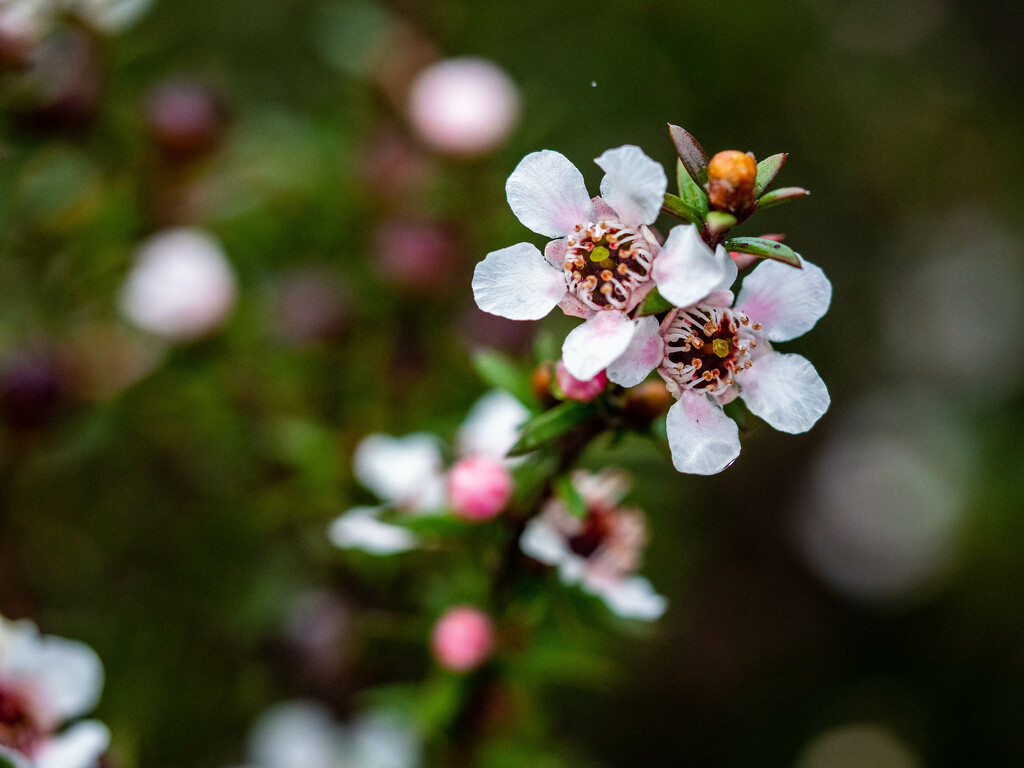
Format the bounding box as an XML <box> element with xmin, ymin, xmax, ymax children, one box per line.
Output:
<box><xmin>668</xmin><ymin>124</ymin><xmax>709</xmax><ymax>186</ymax></box>
<box><xmin>755</xmin><ymin>186</ymin><xmax>810</xmax><ymax>211</ymax></box>
<box><xmin>472</xmin><ymin>350</ymin><xmax>538</xmax><ymax>409</ymax></box>
<box><xmin>507</xmin><ymin>401</ymin><xmax>596</xmax><ymax>457</ymax></box>
<box><xmin>637</xmin><ymin>289</ymin><xmax>674</xmax><ymax>317</ymax></box>
<box><xmin>676</xmin><ymin>159</ymin><xmax>709</xmax><ymax>219</ymax></box>
<box><xmin>754</xmin><ymin>153</ymin><xmax>788</xmax><ymax>197</ymax></box>
<box><xmin>554</xmin><ymin>474</ymin><xmax>587</xmax><ymax>519</ymax></box>
<box><xmin>661</xmin><ymin>193</ymin><xmax>703</xmax><ymax>226</ymax></box>
<box><xmin>705</xmin><ymin>211</ymin><xmax>737</xmax><ymax>233</ymax></box>
<box><xmin>724</xmin><ymin>236</ymin><xmax>802</xmax><ymax>268</ymax></box>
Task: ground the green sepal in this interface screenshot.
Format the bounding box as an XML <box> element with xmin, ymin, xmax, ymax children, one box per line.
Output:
<box><xmin>662</xmin><ymin>193</ymin><xmax>703</xmax><ymax>226</ymax></box>
<box><xmin>724</xmin><ymin>236</ymin><xmax>802</xmax><ymax>268</ymax></box>
<box><xmin>755</xmin><ymin>186</ymin><xmax>810</xmax><ymax>211</ymax></box>
<box><xmin>507</xmin><ymin>401</ymin><xmax>596</xmax><ymax>457</ymax></box>
<box><xmin>668</xmin><ymin>124</ymin><xmax>709</xmax><ymax>186</ymax></box>
<box><xmin>637</xmin><ymin>289</ymin><xmax>674</xmax><ymax>317</ymax></box>
<box><xmin>676</xmin><ymin>159</ymin><xmax>709</xmax><ymax>219</ymax></box>
<box><xmin>754</xmin><ymin>153</ymin><xmax>788</xmax><ymax>197</ymax></box>
<box><xmin>472</xmin><ymin>350</ymin><xmax>539</xmax><ymax>409</ymax></box>
<box><xmin>554</xmin><ymin>474</ymin><xmax>587</xmax><ymax>519</ymax></box>
<box><xmin>705</xmin><ymin>211</ymin><xmax>737</xmax><ymax>233</ymax></box>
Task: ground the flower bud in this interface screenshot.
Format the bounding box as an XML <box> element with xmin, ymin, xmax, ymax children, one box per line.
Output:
<box><xmin>407</xmin><ymin>57</ymin><xmax>520</xmax><ymax>156</ymax></box>
<box><xmin>555</xmin><ymin>360</ymin><xmax>607</xmax><ymax>402</ymax></box>
<box><xmin>144</xmin><ymin>79</ymin><xmax>229</xmax><ymax>161</ymax></box>
<box><xmin>621</xmin><ymin>381</ymin><xmax>674</xmax><ymax>428</ymax></box>
<box><xmin>372</xmin><ymin>219</ymin><xmax>459</xmax><ymax>295</ymax></box>
<box><xmin>448</xmin><ymin>456</ymin><xmax>513</xmax><ymax>521</ymax></box>
<box><xmin>431</xmin><ymin>606</ymin><xmax>495</xmax><ymax>672</ymax></box>
<box><xmin>706</xmin><ymin>150</ymin><xmax>757</xmax><ymax>214</ymax></box>
<box><xmin>530</xmin><ymin>363</ymin><xmax>559</xmax><ymax>408</ymax></box>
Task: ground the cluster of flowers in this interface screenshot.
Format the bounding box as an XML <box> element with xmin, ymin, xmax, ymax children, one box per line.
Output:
<box><xmin>473</xmin><ymin>138</ymin><xmax>832</xmax><ymax>474</ymax></box>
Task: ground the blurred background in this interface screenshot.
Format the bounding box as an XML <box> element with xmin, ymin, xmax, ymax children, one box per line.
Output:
<box><xmin>1</xmin><ymin>0</ymin><xmax>1023</xmax><ymax>766</ymax></box>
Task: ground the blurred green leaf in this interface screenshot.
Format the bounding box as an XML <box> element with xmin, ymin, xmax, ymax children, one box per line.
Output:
<box><xmin>724</xmin><ymin>236</ymin><xmax>801</xmax><ymax>268</ymax></box>
<box><xmin>637</xmin><ymin>289</ymin><xmax>674</xmax><ymax>317</ymax></box>
<box><xmin>508</xmin><ymin>402</ymin><xmax>596</xmax><ymax>457</ymax></box>
<box><xmin>662</xmin><ymin>193</ymin><xmax>703</xmax><ymax>226</ymax></box>
<box><xmin>676</xmin><ymin>159</ymin><xmax>709</xmax><ymax>220</ymax></box>
<box><xmin>554</xmin><ymin>475</ymin><xmax>587</xmax><ymax>519</ymax></box>
<box><xmin>754</xmin><ymin>153</ymin><xmax>788</xmax><ymax>197</ymax></box>
<box><xmin>472</xmin><ymin>350</ymin><xmax>539</xmax><ymax>409</ymax></box>
<box><xmin>755</xmin><ymin>186</ymin><xmax>810</xmax><ymax>210</ymax></box>
<box><xmin>668</xmin><ymin>124</ymin><xmax>709</xmax><ymax>186</ymax></box>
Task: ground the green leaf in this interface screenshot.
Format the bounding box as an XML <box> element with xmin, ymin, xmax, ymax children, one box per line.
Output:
<box><xmin>668</xmin><ymin>124</ymin><xmax>709</xmax><ymax>186</ymax></box>
<box><xmin>705</xmin><ymin>211</ymin><xmax>737</xmax><ymax>233</ymax></box>
<box><xmin>676</xmin><ymin>159</ymin><xmax>708</xmax><ymax>218</ymax></box>
<box><xmin>661</xmin><ymin>193</ymin><xmax>703</xmax><ymax>226</ymax></box>
<box><xmin>754</xmin><ymin>153</ymin><xmax>788</xmax><ymax>197</ymax></box>
<box><xmin>554</xmin><ymin>474</ymin><xmax>587</xmax><ymax>519</ymax></box>
<box><xmin>755</xmin><ymin>186</ymin><xmax>810</xmax><ymax>211</ymax></box>
<box><xmin>507</xmin><ymin>401</ymin><xmax>596</xmax><ymax>457</ymax></box>
<box><xmin>637</xmin><ymin>288</ymin><xmax>674</xmax><ymax>317</ymax></box>
<box><xmin>472</xmin><ymin>350</ymin><xmax>538</xmax><ymax>409</ymax></box>
<box><xmin>724</xmin><ymin>236</ymin><xmax>802</xmax><ymax>268</ymax></box>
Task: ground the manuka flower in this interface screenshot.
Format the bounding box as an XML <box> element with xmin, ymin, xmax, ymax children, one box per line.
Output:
<box><xmin>614</xmin><ymin>255</ymin><xmax>832</xmax><ymax>474</ymax></box>
<box><xmin>0</xmin><ymin>615</ymin><xmax>108</xmax><ymax>768</ymax></box>
<box><xmin>520</xmin><ymin>470</ymin><xmax>667</xmax><ymax>620</ymax></box>
<box><xmin>328</xmin><ymin>391</ymin><xmax>529</xmax><ymax>554</ymax></box>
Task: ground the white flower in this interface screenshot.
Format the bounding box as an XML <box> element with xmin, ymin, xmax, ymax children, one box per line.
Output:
<box><xmin>519</xmin><ymin>470</ymin><xmax>667</xmax><ymax>621</ymax></box>
<box><xmin>612</xmin><ymin>255</ymin><xmax>832</xmax><ymax>474</ymax></box>
<box><xmin>329</xmin><ymin>391</ymin><xmax>530</xmax><ymax>554</ymax></box>
<box><xmin>240</xmin><ymin>700</ymin><xmax>420</xmax><ymax>768</ymax></box>
<box><xmin>0</xmin><ymin>0</ymin><xmax>153</xmax><ymax>39</ymax></box>
<box><xmin>119</xmin><ymin>228</ymin><xmax>238</xmax><ymax>342</ymax></box>
<box><xmin>0</xmin><ymin>616</ymin><xmax>109</xmax><ymax>768</ymax></box>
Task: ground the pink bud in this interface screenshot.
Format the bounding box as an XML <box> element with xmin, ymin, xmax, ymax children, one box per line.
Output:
<box><xmin>431</xmin><ymin>606</ymin><xmax>494</xmax><ymax>672</ymax></box>
<box><xmin>407</xmin><ymin>57</ymin><xmax>520</xmax><ymax>156</ymax></box>
<box><xmin>448</xmin><ymin>457</ymin><xmax>512</xmax><ymax>521</ymax></box>
<box><xmin>555</xmin><ymin>361</ymin><xmax>607</xmax><ymax>402</ymax></box>
<box><xmin>372</xmin><ymin>219</ymin><xmax>459</xmax><ymax>295</ymax></box>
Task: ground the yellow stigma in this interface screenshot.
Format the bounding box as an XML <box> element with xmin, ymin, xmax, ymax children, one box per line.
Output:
<box><xmin>589</xmin><ymin>245</ymin><xmax>611</xmax><ymax>263</ymax></box>
<box><xmin>712</xmin><ymin>339</ymin><xmax>731</xmax><ymax>358</ymax></box>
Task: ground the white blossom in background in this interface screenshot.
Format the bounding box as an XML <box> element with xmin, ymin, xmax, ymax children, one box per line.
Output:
<box><xmin>407</xmin><ymin>57</ymin><xmax>520</xmax><ymax>157</ymax></box>
<box><xmin>119</xmin><ymin>228</ymin><xmax>238</xmax><ymax>342</ymax></box>
<box><xmin>0</xmin><ymin>0</ymin><xmax>154</xmax><ymax>40</ymax></box>
<box><xmin>520</xmin><ymin>469</ymin><xmax>667</xmax><ymax>621</ymax></box>
<box><xmin>473</xmin><ymin>152</ymin><xmax>735</xmax><ymax>382</ymax></box>
<box><xmin>796</xmin><ymin>723</ymin><xmax>921</xmax><ymax>768</ymax></box>
<box><xmin>0</xmin><ymin>615</ymin><xmax>109</xmax><ymax>768</ymax></box>
<box><xmin>329</xmin><ymin>391</ymin><xmax>530</xmax><ymax>553</ymax></box>
<box><xmin>238</xmin><ymin>701</ymin><xmax>420</xmax><ymax>768</ymax></box>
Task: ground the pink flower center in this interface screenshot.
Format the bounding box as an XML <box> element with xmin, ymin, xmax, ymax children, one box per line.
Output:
<box><xmin>562</xmin><ymin>220</ymin><xmax>654</xmax><ymax>311</ymax></box>
<box><xmin>660</xmin><ymin>305</ymin><xmax>759</xmax><ymax>398</ymax></box>
<box><xmin>0</xmin><ymin>686</ymin><xmax>44</xmax><ymax>758</ymax></box>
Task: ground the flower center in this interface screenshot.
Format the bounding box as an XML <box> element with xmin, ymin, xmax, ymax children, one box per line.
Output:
<box><xmin>567</xmin><ymin>507</ymin><xmax>614</xmax><ymax>559</ymax></box>
<box><xmin>0</xmin><ymin>686</ymin><xmax>44</xmax><ymax>757</ymax></box>
<box><xmin>660</xmin><ymin>305</ymin><xmax>760</xmax><ymax>398</ymax></box>
<box><xmin>562</xmin><ymin>220</ymin><xmax>655</xmax><ymax>311</ymax></box>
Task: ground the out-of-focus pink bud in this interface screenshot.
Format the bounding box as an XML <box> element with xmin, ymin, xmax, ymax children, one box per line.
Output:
<box><xmin>372</xmin><ymin>219</ymin><xmax>459</xmax><ymax>294</ymax></box>
<box><xmin>144</xmin><ymin>79</ymin><xmax>229</xmax><ymax>161</ymax></box>
<box><xmin>119</xmin><ymin>228</ymin><xmax>238</xmax><ymax>342</ymax></box>
<box><xmin>271</xmin><ymin>269</ymin><xmax>348</xmax><ymax>346</ymax></box>
<box><xmin>11</xmin><ymin>28</ymin><xmax>100</xmax><ymax>129</ymax></box>
<box><xmin>407</xmin><ymin>57</ymin><xmax>520</xmax><ymax>157</ymax></box>
<box><xmin>448</xmin><ymin>456</ymin><xmax>512</xmax><ymax>521</ymax></box>
<box><xmin>555</xmin><ymin>360</ymin><xmax>607</xmax><ymax>402</ymax></box>
<box><xmin>431</xmin><ymin>606</ymin><xmax>495</xmax><ymax>672</ymax></box>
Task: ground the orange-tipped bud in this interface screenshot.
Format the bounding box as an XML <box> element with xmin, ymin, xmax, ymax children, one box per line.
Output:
<box><xmin>707</xmin><ymin>150</ymin><xmax>757</xmax><ymax>214</ymax></box>
<box><xmin>621</xmin><ymin>381</ymin><xmax>675</xmax><ymax>427</ymax></box>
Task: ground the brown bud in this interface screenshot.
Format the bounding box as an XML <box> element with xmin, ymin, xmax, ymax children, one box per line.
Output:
<box><xmin>144</xmin><ymin>79</ymin><xmax>229</xmax><ymax>161</ymax></box>
<box><xmin>707</xmin><ymin>150</ymin><xmax>757</xmax><ymax>215</ymax></box>
<box><xmin>530</xmin><ymin>363</ymin><xmax>558</xmax><ymax>408</ymax></box>
<box><xmin>621</xmin><ymin>381</ymin><xmax>674</xmax><ymax>427</ymax></box>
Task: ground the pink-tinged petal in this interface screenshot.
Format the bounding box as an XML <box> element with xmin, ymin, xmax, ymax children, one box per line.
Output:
<box><xmin>505</xmin><ymin>150</ymin><xmax>591</xmax><ymax>237</ymax></box>
<box><xmin>588</xmin><ymin>575</ymin><xmax>668</xmax><ymax>621</ymax></box>
<box><xmin>665</xmin><ymin>392</ymin><xmax>741</xmax><ymax>475</ymax></box>
<box><xmin>557</xmin><ymin>293</ymin><xmax>592</xmax><ymax>319</ymax></box>
<box><xmin>561</xmin><ymin>310</ymin><xmax>636</xmax><ymax>381</ymax></box>
<box><xmin>519</xmin><ymin>517</ymin><xmax>568</xmax><ymax>567</ymax></box>
<box><xmin>353</xmin><ymin>433</ymin><xmax>444</xmax><ymax>508</ymax></box>
<box><xmin>652</xmin><ymin>225</ymin><xmax>728</xmax><ymax>308</ymax></box>
<box><xmin>736</xmin><ymin>257</ymin><xmax>832</xmax><ymax>342</ymax></box>
<box><xmin>606</xmin><ymin>315</ymin><xmax>664</xmax><ymax>387</ymax></box>
<box><xmin>35</xmin><ymin>721</ymin><xmax>110</xmax><ymax>768</ymax></box>
<box><xmin>11</xmin><ymin>634</ymin><xmax>105</xmax><ymax>724</ymax></box>
<box><xmin>713</xmin><ymin>244</ymin><xmax>738</xmax><ymax>292</ymax></box>
<box><xmin>543</xmin><ymin>237</ymin><xmax>568</xmax><ymax>268</ymax></box>
<box><xmin>589</xmin><ymin>196</ymin><xmax>617</xmax><ymax>220</ymax></box>
<box><xmin>740</xmin><ymin>352</ymin><xmax>829</xmax><ymax>434</ymax></box>
<box><xmin>472</xmin><ymin>242</ymin><xmax>567</xmax><ymax>320</ymax></box>
<box><xmin>595</xmin><ymin>145</ymin><xmax>667</xmax><ymax>227</ymax></box>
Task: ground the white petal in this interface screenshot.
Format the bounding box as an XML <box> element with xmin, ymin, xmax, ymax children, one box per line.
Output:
<box><xmin>519</xmin><ymin>518</ymin><xmax>568</xmax><ymax>567</ymax></box>
<box><xmin>35</xmin><ymin>721</ymin><xmax>110</xmax><ymax>768</ymax></box>
<box><xmin>740</xmin><ymin>353</ymin><xmax>829</xmax><ymax>434</ymax></box>
<box><xmin>0</xmin><ymin>745</ymin><xmax>33</xmax><ymax>768</ymax></box>
<box><xmin>353</xmin><ymin>434</ymin><xmax>444</xmax><ymax>509</ymax></box>
<box><xmin>505</xmin><ymin>150</ymin><xmax>592</xmax><ymax>238</ymax></box>
<box><xmin>665</xmin><ymin>392</ymin><xmax>741</xmax><ymax>475</ymax></box>
<box><xmin>736</xmin><ymin>257</ymin><xmax>832</xmax><ymax>342</ymax></box>
<box><xmin>328</xmin><ymin>507</ymin><xmax>419</xmax><ymax>555</ymax></box>
<box><xmin>606</xmin><ymin>315</ymin><xmax>664</xmax><ymax>387</ymax></box>
<box><xmin>595</xmin><ymin>145</ymin><xmax>667</xmax><ymax>227</ymax></box>
<box><xmin>248</xmin><ymin>701</ymin><xmax>341</xmax><ymax>768</ymax></box>
<box><xmin>472</xmin><ymin>243</ymin><xmax>567</xmax><ymax>321</ymax></box>
<box><xmin>456</xmin><ymin>390</ymin><xmax>530</xmax><ymax>461</ymax></box>
<box><xmin>713</xmin><ymin>244</ymin><xmax>738</xmax><ymax>292</ymax></box>
<box><xmin>651</xmin><ymin>225</ymin><xmax>729</xmax><ymax>308</ymax></box>
<box><xmin>350</xmin><ymin>713</ymin><xmax>422</xmax><ymax>768</ymax></box>
<box><xmin>561</xmin><ymin>310</ymin><xmax>636</xmax><ymax>381</ymax></box>
<box><xmin>589</xmin><ymin>576</ymin><xmax>668</xmax><ymax>621</ymax></box>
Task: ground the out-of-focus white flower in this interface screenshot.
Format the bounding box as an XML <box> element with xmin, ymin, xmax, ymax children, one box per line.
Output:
<box><xmin>430</xmin><ymin>606</ymin><xmax>495</xmax><ymax>673</ymax></box>
<box><xmin>796</xmin><ymin>391</ymin><xmax>970</xmax><ymax>604</ymax></box>
<box><xmin>241</xmin><ymin>700</ymin><xmax>420</xmax><ymax>768</ymax></box>
<box><xmin>796</xmin><ymin>723</ymin><xmax>921</xmax><ymax>768</ymax></box>
<box><xmin>407</xmin><ymin>57</ymin><xmax>519</xmax><ymax>157</ymax></box>
<box><xmin>0</xmin><ymin>0</ymin><xmax>153</xmax><ymax>41</ymax></box>
<box><xmin>330</xmin><ymin>391</ymin><xmax>530</xmax><ymax>554</ymax></box>
<box><xmin>68</xmin><ymin>0</ymin><xmax>154</xmax><ymax>32</ymax></box>
<box><xmin>0</xmin><ymin>615</ymin><xmax>109</xmax><ymax>768</ymax></box>
<box><xmin>613</xmin><ymin>255</ymin><xmax>832</xmax><ymax>474</ymax></box>
<box><xmin>520</xmin><ymin>470</ymin><xmax>667</xmax><ymax>621</ymax></box>
<box><xmin>119</xmin><ymin>228</ymin><xmax>238</xmax><ymax>342</ymax></box>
